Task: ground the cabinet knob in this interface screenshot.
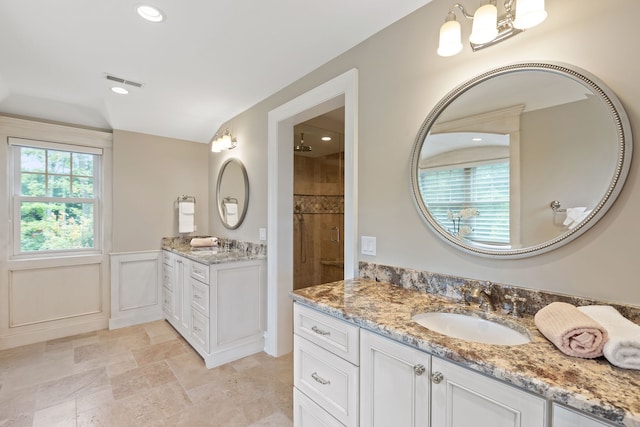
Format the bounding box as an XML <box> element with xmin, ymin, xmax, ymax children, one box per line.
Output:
<box><xmin>413</xmin><ymin>364</ymin><xmax>426</xmax><ymax>376</ymax></box>
<box><xmin>431</xmin><ymin>371</ymin><xmax>444</xmax><ymax>384</ymax></box>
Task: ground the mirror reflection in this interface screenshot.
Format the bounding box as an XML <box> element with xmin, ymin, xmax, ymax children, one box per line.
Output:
<box><xmin>216</xmin><ymin>158</ymin><xmax>249</xmax><ymax>229</ymax></box>
<box><xmin>411</xmin><ymin>63</ymin><xmax>632</xmax><ymax>258</ymax></box>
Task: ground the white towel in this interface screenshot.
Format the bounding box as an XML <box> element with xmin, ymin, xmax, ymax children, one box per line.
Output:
<box><xmin>178</xmin><ymin>201</ymin><xmax>195</xmax><ymax>233</ymax></box>
<box><xmin>563</xmin><ymin>207</ymin><xmax>591</xmax><ymax>229</ymax></box>
<box><xmin>224</xmin><ymin>202</ymin><xmax>238</xmax><ymax>227</ymax></box>
<box><xmin>578</xmin><ymin>305</ymin><xmax>640</xmax><ymax>370</ymax></box>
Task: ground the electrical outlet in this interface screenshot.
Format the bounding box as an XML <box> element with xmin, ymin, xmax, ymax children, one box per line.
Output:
<box><xmin>259</xmin><ymin>228</ymin><xmax>267</xmax><ymax>241</ymax></box>
<box><xmin>361</xmin><ymin>236</ymin><xmax>376</xmax><ymax>256</ymax></box>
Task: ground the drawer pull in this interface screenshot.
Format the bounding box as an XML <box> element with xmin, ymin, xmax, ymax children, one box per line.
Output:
<box><xmin>194</xmin><ymin>294</ymin><xmax>202</xmax><ymax>300</ymax></box>
<box><xmin>311</xmin><ymin>325</ymin><xmax>331</xmax><ymax>336</ymax></box>
<box><xmin>414</xmin><ymin>364</ymin><xmax>426</xmax><ymax>376</ymax></box>
<box><xmin>311</xmin><ymin>372</ymin><xmax>331</xmax><ymax>385</ymax></box>
<box><xmin>193</xmin><ymin>326</ymin><xmax>201</xmax><ymax>332</ymax></box>
<box><xmin>431</xmin><ymin>371</ymin><xmax>444</xmax><ymax>384</ymax></box>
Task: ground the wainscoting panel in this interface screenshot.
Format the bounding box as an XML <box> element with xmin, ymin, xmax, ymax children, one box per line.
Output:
<box><xmin>10</xmin><ymin>263</ymin><xmax>102</xmax><ymax>327</ymax></box>
<box><xmin>109</xmin><ymin>251</ymin><xmax>163</xmax><ymax>329</ymax></box>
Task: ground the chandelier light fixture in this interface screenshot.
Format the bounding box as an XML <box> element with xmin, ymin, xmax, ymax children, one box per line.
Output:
<box><xmin>437</xmin><ymin>0</ymin><xmax>547</xmax><ymax>57</ymax></box>
<box><xmin>210</xmin><ymin>129</ymin><xmax>237</xmax><ymax>153</ymax></box>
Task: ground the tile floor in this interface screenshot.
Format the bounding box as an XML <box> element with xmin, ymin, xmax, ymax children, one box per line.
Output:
<box><xmin>0</xmin><ymin>320</ymin><xmax>293</xmax><ymax>426</ymax></box>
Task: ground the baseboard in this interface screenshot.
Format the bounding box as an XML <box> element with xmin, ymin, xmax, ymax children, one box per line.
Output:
<box><xmin>108</xmin><ymin>308</ymin><xmax>163</xmax><ymax>330</ymax></box>
<box><xmin>0</xmin><ymin>317</ymin><xmax>109</xmax><ymax>350</ymax></box>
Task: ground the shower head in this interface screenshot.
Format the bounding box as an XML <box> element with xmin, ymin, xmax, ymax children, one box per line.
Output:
<box><xmin>294</xmin><ymin>132</ymin><xmax>312</xmax><ymax>152</ymax></box>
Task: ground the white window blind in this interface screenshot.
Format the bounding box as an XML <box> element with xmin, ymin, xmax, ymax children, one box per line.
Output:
<box><xmin>419</xmin><ymin>161</ymin><xmax>510</xmax><ymax>244</ymax></box>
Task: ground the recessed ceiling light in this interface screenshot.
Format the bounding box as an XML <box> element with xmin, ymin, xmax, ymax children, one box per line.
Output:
<box><xmin>321</xmin><ymin>136</ymin><xmax>332</xmax><ymax>141</ymax></box>
<box><xmin>137</xmin><ymin>4</ymin><xmax>165</xmax><ymax>22</ymax></box>
<box><xmin>111</xmin><ymin>86</ymin><xmax>129</xmax><ymax>95</ymax></box>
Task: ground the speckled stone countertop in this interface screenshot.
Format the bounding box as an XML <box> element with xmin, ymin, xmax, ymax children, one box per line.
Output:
<box><xmin>161</xmin><ymin>236</ymin><xmax>266</xmax><ymax>265</ymax></box>
<box><xmin>291</xmin><ymin>279</ymin><xmax>640</xmax><ymax>426</ymax></box>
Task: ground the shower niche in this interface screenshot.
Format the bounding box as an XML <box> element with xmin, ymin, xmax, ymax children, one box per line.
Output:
<box><xmin>293</xmin><ymin>113</ymin><xmax>345</xmax><ymax>290</ymax></box>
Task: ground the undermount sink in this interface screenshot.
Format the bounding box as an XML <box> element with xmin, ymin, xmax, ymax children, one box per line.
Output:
<box><xmin>412</xmin><ymin>311</ymin><xmax>531</xmax><ymax>346</ymax></box>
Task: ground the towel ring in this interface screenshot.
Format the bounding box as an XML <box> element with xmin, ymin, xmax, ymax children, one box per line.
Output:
<box><xmin>550</xmin><ymin>200</ymin><xmax>567</xmax><ymax>213</ymax></box>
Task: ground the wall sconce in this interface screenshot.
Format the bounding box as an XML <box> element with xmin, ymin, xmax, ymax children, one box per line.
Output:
<box><xmin>437</xmin><ymin>0</ymin><xmax>547</xmax><ymax>57</ymax></box>
<box><xmin>210</xmin><ymin>129</ymin><xmax>237</xmax><ymax>153</ymax></box>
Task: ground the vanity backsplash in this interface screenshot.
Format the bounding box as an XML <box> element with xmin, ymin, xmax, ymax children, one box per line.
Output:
<box><xmin>359</xmin><ymin>262</ymin><xmax>640</xmax><ymax>323</ymax></box>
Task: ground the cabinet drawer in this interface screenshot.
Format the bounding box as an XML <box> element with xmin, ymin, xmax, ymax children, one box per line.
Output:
<box><xmin>163</xmin><ymin>288</ymin><xmax>174</xmax><ymax>316</ymax></box>
<box><xmin>552</xmin><ymin>404</ymin><xmax>615</xmax><ymax>427</ymax></box>
<box><xmin>190</xmin><ymin>261</ymin><xmax>209</xmax><ymax>283</ymax></box>
<box><xmin>162</xmin><ymin>264</ymin><xmax>174</xmax><ymax>291</ymax></box>
<box><xmin>294</xmin><ymin>335</ymin><xmax>358</xmax><ymax>427</ymax></box>
<box><xmin>191</xmin><ymin>309</ymin><xmax>210</xmax><ymax>353</ymax></box>
<box><xmin>191</xmin><ymin>278</ymin><xmax>210</xmax><ymax>316</ymax></box>
<box><xmin>294</xmin><ymin>387</ymin><xmax>345</xmax><ymax>427</ymax></box>
<box><xmin>162</xmin><ymin>251</ymin><xmax>174</xmax><ymax>265</ymax></box>
<box><xmin>294</xmin><ymin>304</ymin><xmax>359</xmax><ymax>365</ymax></box>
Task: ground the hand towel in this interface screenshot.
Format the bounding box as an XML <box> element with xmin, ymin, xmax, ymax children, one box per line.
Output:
<box><xmin>178</xmin><ymin>201</ymin><xmax>195</xmax><ymax>233</ymax></box>
<box><xmin>534</xmin><ymin>302</ymin><xmax>608</xmax><ymax>358</ymax></box>
<box><xmin>563</xmin><ymin>207</ymin><xmax>592</xmax><ymax>229</ymax></box>
<box><xmin>190</xmin><ymin>237</ymin><xmax>218</xmax><ymax>248</ymax></box>
<box><xmin>578</xmin><ymin>305</ymin><xmax>640</xmax><ymax>370</ymax></box>
<box><xmin>224</xmin><ymin>202</ymin><xmax>239</xmax><ymax>227</ymax></box>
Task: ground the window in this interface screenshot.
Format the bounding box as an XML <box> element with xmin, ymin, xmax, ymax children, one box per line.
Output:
<box><xmin>419</xmin><ymin>161</ymin><xmax>510</xmax><ymax>245</ymax></box>
<box><xmin>10</xmin><ymin>138</ymin><xmax>102</xmax><ymax>256</ymax></box>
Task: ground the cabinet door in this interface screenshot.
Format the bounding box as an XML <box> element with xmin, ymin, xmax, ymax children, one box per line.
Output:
<box><xmin>172</xmin><ymin>256</ymin><xmax>191</xmax><ymax>333</ymax></box>
<box><xmin>552</xmin><ymin>404</ymin><xmax>615</xmax><ymax>427</ymax></box>
<box><xmin>360</xmin><ymin>330</ymin><xmax>430</xmax><ymax>427</ymax></box>
<box><xmin>431</xmin><ymin>357</ymin><xmax>547</xmax><ymax>427</ymax></box>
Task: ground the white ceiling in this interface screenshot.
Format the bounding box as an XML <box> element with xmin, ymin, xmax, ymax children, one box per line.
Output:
<box><xmin>0</xmin><ymin>0</ymin><xmax>433</xmax><ymax>143</ymax></box>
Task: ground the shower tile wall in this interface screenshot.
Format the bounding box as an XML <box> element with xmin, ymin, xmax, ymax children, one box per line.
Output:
<box><xmin>293</xmin><ymin>152</ymin><xmax>344</xmax><ymax>290</ymax></box>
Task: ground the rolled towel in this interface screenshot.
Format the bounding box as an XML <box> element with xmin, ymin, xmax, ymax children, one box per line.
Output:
<box><xmin>534</xmin><ymin>302</ymin><xmax>608</xmax><ymax>358</ymax></box>
<box><xmin>578</xmin><ymin>305</ymin><xmax>640</xmax><ymax>370</ymax></box>
<box><xmin>190</xmin><ymin>237</ymin><xmax>218</xmax><ymax>248</ymax></box>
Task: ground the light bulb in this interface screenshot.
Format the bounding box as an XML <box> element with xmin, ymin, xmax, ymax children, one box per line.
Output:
<box><xmin>437</xmin><ymin>14</ymin><xmax>463</xmax><ymax>57</ymax></box>
<box><xmin>470</xmin><ymin>3</ymin><xmax>498</xmax><ymax>44</ymax></box>
<box><xmin>513</xmin><ymin>0</ymin><xmax>547</xmax><ymax>29</ymax></box>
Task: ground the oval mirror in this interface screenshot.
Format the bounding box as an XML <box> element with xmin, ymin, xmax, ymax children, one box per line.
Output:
<box><xmin>216</xmin><ymin>158</ymin><xmax>249</xmax><ymax>229</ymax></box>
<box><xmin>411</xmin><ymin>62</ymin><xmax>632</xmax><ymax>258</ymax></box>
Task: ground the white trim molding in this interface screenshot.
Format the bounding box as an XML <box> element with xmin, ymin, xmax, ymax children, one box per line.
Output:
<box><xmin>266</xmin><ymin>68</ymin><xmax>358</xmax><ymax>356</ymax></box>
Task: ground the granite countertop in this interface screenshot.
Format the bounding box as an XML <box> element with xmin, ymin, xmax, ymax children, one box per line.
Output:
<box><xmin>291</xmin><ymin>279</ymin><xmax>640</xmax><ymax>427</ymax></box>
<box><xmin>161</xmin><ymin>237</ymin><xmax>266</xmax><ymax>265</ymax></box>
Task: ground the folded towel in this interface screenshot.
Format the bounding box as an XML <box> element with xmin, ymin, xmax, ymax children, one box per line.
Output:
<box><xmin>534</xmin><ymin>302</ymin><xmax>608</xmax><ymax>358</ymax></box>
<box><xmin>178</xmin><ymin>201</ymin><xmax>195</xmax><ymax>233</ymax></box>
<box><xmin>578</xmin><ymin>305</ymin><xmax>640</xmax><ymax>370</ymax></box>
<box><xmin>190</xmin><ymin>237</ymin><xmax>218</xmax><ymax>248</ymax></box>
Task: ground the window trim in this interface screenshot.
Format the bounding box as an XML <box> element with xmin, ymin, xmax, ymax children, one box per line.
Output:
<box><xmin>9</xmin><ymin>138</ymin><xmax>103</xmax><ymax>259</ymax></box>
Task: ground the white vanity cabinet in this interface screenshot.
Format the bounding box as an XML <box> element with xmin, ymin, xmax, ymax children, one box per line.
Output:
<box><xmin>552</xmin><ymin>404</ymin><xmax>616</xmax><ymax>427</ymax></box>
<box><xmin>162</xmin><ymin>250</ymin><xmax>266</xmax><ymax>368</ymax></box>
<box><xmin>431</xmin><ymin>356</ymin><xmax>547</xmax><ymax>427</ymax></box>
<box><xmin>293</xmin><ymin>303</ymin><xmax>552</xmax><ymax>427</ymax></box>
<box><xmin>293</xmin><ymin>303</ymin><xmax>360</xmax><ymax>427</ymax></box>
<box><xmin>360</xmin><ymin>329</ymin><xmax>430</xmax><ymax>427</ymax></box>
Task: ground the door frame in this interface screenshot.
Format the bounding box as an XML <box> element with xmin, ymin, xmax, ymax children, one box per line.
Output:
<box><xmin>266</xmin><ymin>69</ymin><xmax>358</xmax><ymax>356</ymax></box>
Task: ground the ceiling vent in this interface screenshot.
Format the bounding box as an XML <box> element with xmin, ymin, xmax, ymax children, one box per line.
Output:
<box><xmin>104</xmin><ymin>73</ymin><xmax>143</xmax><ymax>88</ymax></box>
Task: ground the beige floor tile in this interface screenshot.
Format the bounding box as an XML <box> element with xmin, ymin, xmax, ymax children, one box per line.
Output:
<box><xmin>35</xmin><ymin>367</ymin><xmax>110</xmax><ymax>411</ymax></box>
<box><xmin>0</xmin><ymin>386</ymin><xmax>36</xmax><ymax>427</ymax></box>
<box><xmin>248</xmin><ymin>410</ymin><xmax>294</xmax><ymax>427</ymax></box>
<box><xmin>0</xmin><ymin>321</ymin><xmax>294</xmax><ymax>427</ymax></box>
<box><xmin>32</xmin><ymin>399</ymin><xmax>77</xmax><ymax>427</ymax></box>
<box><xmin>131</xmin><ymin>339</ymin><xmax>188</xmax><ymax>366</ymax></box>
<box><xmin>110</xmin><ymin>360</ymin><xmax>177</xmax><ymax>400</ymax></box>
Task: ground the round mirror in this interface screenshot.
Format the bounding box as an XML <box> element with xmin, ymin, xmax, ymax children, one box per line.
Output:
<box><xmin>411</xmin><ymin>62</ymin><xmax>632</xmax><ymax>258</ymax></box>
<box><xmin>216</xmin><ymin>158</ymin><xmax>249</xmax><ymax>229</ymax></box>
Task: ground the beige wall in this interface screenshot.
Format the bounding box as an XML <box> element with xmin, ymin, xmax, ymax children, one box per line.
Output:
<box><xmin>213</xmin><ymin>0</ymin><xmax>640</xmax><ymax>306</ymax></box>
<box><xmin>113</xmin><ymin>130</ymin><xmax>210</xmax><ymax>252</ymax></box>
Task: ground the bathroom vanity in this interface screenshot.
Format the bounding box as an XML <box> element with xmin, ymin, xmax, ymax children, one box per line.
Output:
<box><xmin>291</xmin><ymin>278</ymin><xmax>640</xmax><ymax>427</ymax></box>
<box><xmin>161</xmin><ymin>238</ymin><xmax>266</xmax><ymax>368</ymax></box>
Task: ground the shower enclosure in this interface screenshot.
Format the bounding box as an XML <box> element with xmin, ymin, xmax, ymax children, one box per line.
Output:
<box><xmin>293</xmin><ymin>117</ymin><xmax>344</xmax><ymax>290</ymax></box>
